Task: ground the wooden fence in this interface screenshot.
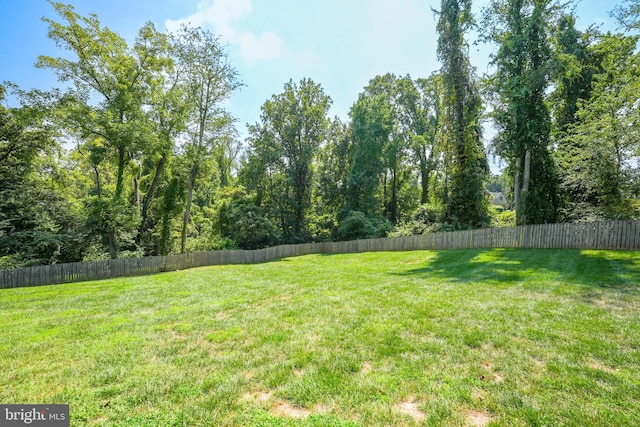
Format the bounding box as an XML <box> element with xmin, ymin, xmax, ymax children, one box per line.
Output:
<box><xmin>1</xmin><ymin>220</ymin><xmax>639</xmax><ymax>289</ymax></box>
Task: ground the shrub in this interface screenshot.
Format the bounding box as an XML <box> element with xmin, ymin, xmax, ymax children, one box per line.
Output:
<box><xmin>336</xmin><ymin>211</ymin><xmax>390</xmax><ymax>241</ymax></box>
<box><xmin>214</xmin><ymin>187</ymin><xmax>282</xmax><ymax>249</ymax></box>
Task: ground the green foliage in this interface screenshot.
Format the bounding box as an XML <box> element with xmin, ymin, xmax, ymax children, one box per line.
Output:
<box><xmin>214</xmin><ymin>187</ymin><xmax>281</xmax><ymax>249</ymax></box>
<box><xmin>312</xmin><ymin>118</ymin><xmax>350</xmax><ymax>238</ymax></box>
<box><xmin>436</xmin><ymin>0</ymin><xmax>489</xmax><ymax>228</ymax></box>
<box><xmin>335</xmin><ymin>211</ymin><xmax>391</xmax><ymax>241</ymax></box>
<box><xmin>390</xmin><ymin>203</ymin><xmax>456</xmax><ymax>236</ymax></box>
<box><xmin>482</xmin><ymin>0</ymin><xmax>560</xmax><ymax>225</ymax></box>
<box><xmin>243</xmin><ymin>78</ymin><xmax>331</xmax><ymax>243</ymax></box>
<box><xmin>490</xmin><ymin>206</ymin><xmax>516</xmax><ymax>227</ymax></box>
<box><xmin>171</xmin><ymin>25</ymin><xmax>241</xmax><ymax>254</ymax></box>
<box><xmin>485</xmin><ymin>173</ymin><xmax>508</xmax><ymax>193</ymax></box>
<box><xmin>558</xmin><ymin>33</ymin><xmax>640</xmax><ymax>221</ymax></box>
<box><xmin>344</xmin><ymin>74</ymin><xmax>442</xmax><ymax>227</ymax></box>
<box><xmin>156</xmin><ymin>175</ymin><xmax>185</xmax><ymax>255</ymax></box>
<box><xmin>3</xmin><ymin>1</ymin><xmax>640</xmax><ymax>267</ymax></box>
<box><xmin>0</xmin><ymin>88</ymin><xmax>82</xmax><ymax>267</ymax></box>
<box><xmin>345</xmin><ymin>92</ymin><xmax>390</xmax><ymax>217</ymax></box>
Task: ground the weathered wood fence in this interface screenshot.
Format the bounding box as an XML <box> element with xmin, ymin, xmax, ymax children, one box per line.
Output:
<box><xmin>1</xmin><ymin>220</ymin><xmax>639</xmax><ymax>289</ymax></box>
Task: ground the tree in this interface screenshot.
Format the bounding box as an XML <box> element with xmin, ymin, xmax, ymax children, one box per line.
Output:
<box><xmin>345</xmin><ymin>90</ymin><xmax>391</xmax><ymax>220</ymax></box>
<box><xmin>550</xmin><ymin>17</ymin><xmax>603</xmax><ymax>220</ymax></box>
<box><xmin>0</xmin><ymin>85</ymin><xmax>81</xmax><ymax>267</ymax></box>
<box><xmin>313</xmin><ymin>117</ymin><xmax>350</xmax><ymax>239</ymax></box>
<box><xmin>243</xmin><ymin>78</ymin><xmax>331</xmax><ymax>243</ymax></box>
<box><xmin>436</xmin><ymin>0</ymin><xmax>489</xmax><ymax>228</ymax></box>
<box><xmin>171</xmin><ymin>25</ymin><xmax>241</xmax><ymax>254</ymax></box>
<box><xmin>406</xmin><ymin>74</ymin><xmax>442</xmax><ymax>206</ymax></box>
<box><xmin>214</xmin><ymin>186</ymin><xmax>280</xmax><ymax>249</ymax></box>
<box><xmin>482</xmin><ymin>0</ymin><xmax>559</xmax><ymax>225</ymax></box>
<box><xmin>37</xmin><ymin>2</ymin><xmax>170</xmax><ymax>258</ymax></box>
<box><xmin>561</xmin><ymin>33</ymin><xmax>640</xmax><ymax>219</ymax></box>
<box><xmin>136</xmin><ymin>31</ymin><xmax>189</xmax><ymax>251</ymax></box>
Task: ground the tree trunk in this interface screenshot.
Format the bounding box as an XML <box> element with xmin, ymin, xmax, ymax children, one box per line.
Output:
<box><xmin>390</xmin><ymin>168</ymin><xmax>398</xmax><ymax>224</ymax></box>
<box><xmin>137</xmin><ymin>155</ymin><xmax>166</xmax><ymax>244</ymax></box>
<box><xmin>114</xmin><ymin>146</ymin><xmax>126</xmax><ymax>200</ymax></box>
<box><xmin>419</xmin><ymin>151</ymin><xmax>429</xmax><ymax>204</ymax></box>
<box><xmin>108</xmin><ymin>228</ymin><xmax>116</xmax><ymax>260</ymax></box>
<box><xmin>92</xmin><ymin>164</ymin><xmax>102</xmax><ymax>198</ymax></box>
<box><xmin>109</xmin><ymin>146</ymin><xmax>127</xmax><ymax>259</ymax></box>
<box><xmin>521</xmin><ymin>148</ymin><xmax>531</xmax><ymax>225</ymax></box>
<box><xmin>133</xmin><ymin>172</ymin><xmax>141</xmax><ymax>208</ymax></box>
<box><xmin>180</xmin><ymin>164</ymin><xmax>198</xmax><ymax>254</ymax></box>
<box><xmin>515</xmin><ymin>150</ymin><xmax>531</xmax><ymax>226</ymax></box>
<box><xmin>514</xmin><ymin>154</ymin><xmax>522</xmax><ymax>218</ymax></box>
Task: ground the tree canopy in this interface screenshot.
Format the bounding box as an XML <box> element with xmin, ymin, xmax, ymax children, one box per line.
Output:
<box><xmin>1</xmin><ymin>0</ymin><xmax>638</xmax><ymax>268</ymax></box>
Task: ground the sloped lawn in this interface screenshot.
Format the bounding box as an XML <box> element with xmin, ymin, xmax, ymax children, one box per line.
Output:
<box><xmin>1</xmin><ymin>249</ymin><xmax>639</xmax><ymax>426</ymax></box>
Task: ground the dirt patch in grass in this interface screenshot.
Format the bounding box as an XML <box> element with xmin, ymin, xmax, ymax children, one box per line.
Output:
<box><xmin>360</xmin><ymin>361</ymin><xmax>373</xmax><ymax>375</ymax></box>
<box><xmin>242</xmin><ymin>391</ymin><xmax>313</xmax><ymax>419</ymax></box>
<box><xmin>587</xmin><ymin>360</ymin><xmax>618</xmax><ymax>374</ymax></box>
<box><xmin>270</xmin><ymin>401</ymin><xmax>311</xmax><ymax>419</ymax></box>
<box><xmin>492</xmin><ymin>372</ymin><xmax>505</xmax><ymax>383</ymax></box>
<box><xmin>394</xmin><ymin>397</ymin><xmax>427</xmax><ymax>423</ymax></box>
<box><xmin>168</xmin><ymin>330</ymin><xmax>186</xmax><ymax>340</ymax></box>
<box><xmin>463</xmin><ymin>408</ymin><xmax>493</xmax><ymax>426</ymax></box>
<box><xmin>241</xmin><ymin>390</ymin><xmax>273</xmax><ymax>403</ymax></box>
<box><xmin>471</xmin><ymin>388</ymin><xmax>488</xmax><ymax>403</ymax></box>
<box><xmin>531</xmin><ymin>358</ymin><xmax>546</xmax><ymax>369</ymax></box>
<box><xmin>480</xmin><ymin>360</ymin><xmax>493</xmax><ymax>370</ymax></box>
<box><xmin>480</xmin><ymin>360</ymin><xmax>505</xmax><ymax>383</ymax></box>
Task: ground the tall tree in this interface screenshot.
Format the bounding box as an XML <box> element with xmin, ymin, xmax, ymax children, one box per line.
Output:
<box><xmin>171</xmin><ymin>25</ymin><xmax>241</xmax><ymax>254</ymax></box>
<box><xmin>482</xmin><ymin>0</ymin><xmax>558</xmax><ymax>225</ymax></box>
<box><xmin>37</xmin><ymin>2</ymin><xmax>169</xmax><ymax>258</ymax></box>
<box><xmin>550</xmin><ymin>16</ymin><xmax>602</xmax><ymax>220</ymax></box>
<box><xmin>313</xmin><ymin>117</ymin><xmax>350</xmax><ymax>238</ymax></box>
<box><xmin>243</xmin><ymin>78</ymin><xmax>331</xmax><ymax>243</ymax></box>
<box><xmin>0</xmin><ymin>86</ymin><xmax>81</xmax><ymax>267</ymax></box>
<box><xmin>398</xmin><ymin>74</ymin><xmax>442</xmax><ymax>206</ymax></box>
<box><xmin>136</xmin><ymin>31</ymin><xmax>188</xmax><ymax>250</ymax></box>
<box><xmin>345</xmin><ymin>90</ymin><xmax>391</xmax><ymax>219</ymax></box>
<box><xmin>436</xmin><ymin>0</ymin><xmax>489</xmax><ymax>228</ymax></box>
<box><xmin>562</xmin><ymin>33</ymin><xmax>640</xmax><ymax>219</ymax></box>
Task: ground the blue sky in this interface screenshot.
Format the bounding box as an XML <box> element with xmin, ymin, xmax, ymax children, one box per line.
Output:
<box><xmin>0</xmin><ymin>0</ymin><xmax>623</xmax><ymax>170</ymax></box>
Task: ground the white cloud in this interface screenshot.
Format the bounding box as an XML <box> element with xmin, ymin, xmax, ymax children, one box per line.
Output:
<box><xmin>165</xmin><ymin>0</ymin><xmax>284</xmax><ymax>65</ymax></box>
<box><xmin>237</xmin><ymin>31</ymin><xmax>284</xmax><ymax>64</ymax></box>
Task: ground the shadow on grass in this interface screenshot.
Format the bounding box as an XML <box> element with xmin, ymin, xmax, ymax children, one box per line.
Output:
<box><xmin>392</xmin><ymin>248</ymin><xmax>640</xmax><ymax>293</ymax></box>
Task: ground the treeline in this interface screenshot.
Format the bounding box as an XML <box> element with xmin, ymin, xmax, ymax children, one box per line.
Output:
<box><xmin>1</xmin><ymin>0</ymin><xmax>639</xmax><ymax>268</ymax></box>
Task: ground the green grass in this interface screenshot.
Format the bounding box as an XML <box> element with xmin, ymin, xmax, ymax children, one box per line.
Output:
<box><xmin>1</xmin><ymin>248</ymin><xmax>639</xmax><ymax>426</ymax></box>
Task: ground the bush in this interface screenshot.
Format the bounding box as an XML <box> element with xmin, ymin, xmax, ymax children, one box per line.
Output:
<box><xmin>214</xmin><ymin>187</ymin><xmax>282</xmax><ymax>249</ymax></box>
<box><xmin>489</xmin><ymin>205</ymin><xmax>516</xmax><ymax>227</ymax></box>
<box><xmin>335</xmin><ymin>211</ymin><xmax>390</xmax><ymax>241</ymax></box>
<box><xmin>390</xmin><ymin>204</ymin><xmax>451</xmax><ymax>236</ymax></box>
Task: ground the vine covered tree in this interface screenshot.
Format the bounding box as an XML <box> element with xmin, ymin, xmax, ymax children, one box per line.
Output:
<box><xmin>482</xmin><ymin>0</ymin><xmax>559</xmax><ymax>225</ymax></box>
<box><xmin>436</xmin><ymin>0</ymin><xmax>489</xmax><ymax>228</ymax></box>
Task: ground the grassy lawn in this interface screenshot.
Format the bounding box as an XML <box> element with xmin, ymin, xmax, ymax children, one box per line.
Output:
<box><xmin>1</xmin><ymin>249</ymin><xmax>639</xmax><ymax>426</ymax></box>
